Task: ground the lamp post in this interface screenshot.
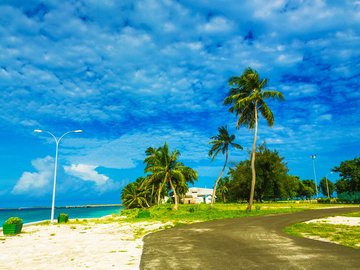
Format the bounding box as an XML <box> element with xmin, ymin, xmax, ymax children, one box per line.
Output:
<box><xmin>325</xmin><ymin>172</ymin><xmax>334</xmax><ymax>198</ymax></box>
<box><xmin>310</xmin><ymin>154</ymin><xmax>319</xmax><ymax>198</ymax></box>
<box><xmin>34</xmin><ymin>129</ymin><xmax>83</xmax><ymax>223</ymax></box>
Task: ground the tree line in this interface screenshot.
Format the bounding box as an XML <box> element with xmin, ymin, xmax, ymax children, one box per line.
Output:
<box><xmin>121</xmin><ymin>67</ymin><xmax>359</xmax><ymax>210</ymax></box>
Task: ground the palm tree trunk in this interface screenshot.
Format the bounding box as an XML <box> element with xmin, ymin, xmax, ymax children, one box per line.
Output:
<box><xmin>168</xmin><ymin>177</ymin><xmax>179</xmax><ymax>210</ymax></box>
<box><xmin>211</xmin><ymin>151</ymin><xmax>228</xmax><ymax>208</ymax></box>
<box><xmin>247</xmin><ymin>102</ymin><xmax>258</xmax><ymax>212</ymax></box>
<box><xmin>157</xmin><ymin>184</ymin><xmax>162</xmax><ymax>206</ymax></box>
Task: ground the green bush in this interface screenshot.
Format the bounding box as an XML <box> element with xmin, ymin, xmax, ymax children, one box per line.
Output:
<box><xmin>137</xmin><ymin>210</ymin><xmax>151</xmax><ymax>218</ymax></box>
<box><xmin>317</xmin><ymin>198</ymin><xmax>331</xmax><ymax>204</ymax></box>
<box><xmin>4</xmin><ymin>217</ymin><xmax>23</xmax><ymax>225</ymax></box>
<box><xmin>57</xmin><ymin>213</ymin><xmax>69</xmax><ymax>223</ymax></box>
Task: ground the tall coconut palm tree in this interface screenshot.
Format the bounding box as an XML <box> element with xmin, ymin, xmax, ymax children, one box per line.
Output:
<box><xmin>209</xmin><ymin>126</ymin><xmax>242</xmax><ymax>207</ymax></box>
<box><xmin>144</xmin><ymin>143</ymin><xmax>197</xmax><ymax>210</ymax></box>
<box><xmin>224</xmin><ymin>67</ymin><xmax>284</xmax><ymax>211</ymax></box>
<box><xmin>144</xmin><ymin>147</ymin><xmax>166</xmax><ymax>206</ymax></box>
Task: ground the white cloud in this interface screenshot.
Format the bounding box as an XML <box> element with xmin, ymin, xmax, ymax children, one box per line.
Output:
<box><xmin>199</xmin><ymin>16</ymin><xmax>234</xmax><ymax>33</ymax></box>
<box><xmin>63</xmin><ymin>164</ymin><xmax>109</xmax><ymax>185</ymax></box>
<box><xmin>12</xmin><ymin>156</ymin><xmax>53</xmax><ymax>196</ymax></box>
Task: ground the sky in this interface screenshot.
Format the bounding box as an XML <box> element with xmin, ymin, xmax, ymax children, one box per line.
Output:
<box><xmin>0</xmin><ymin>0</ymin><xmax>359</xmax><ymax>208</ymax></box>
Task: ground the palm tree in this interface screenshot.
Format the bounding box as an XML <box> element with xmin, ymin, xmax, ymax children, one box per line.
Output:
<box><xmin>217</xmin><ymin>177</ymin><xmax>231</xmax><ymax>203</ymax></box>
<box><xmin>144</xmin><ymin>143</ymin><xmax>197</xmax><ymax>210</ymax></box>
<box><xmin>121</xmin><ymin>177</ymin><xmax>150</xmax><ymax>209</ymax></box>
<box><xmin>224</xmin><ymin>67</ymin><xmax>284</xmax><ymax>211</ymax></box>
<box><xmin>209</xmin><ymin>126</ymin><xmax>242</xmax><ymax>207</ymax></box>
<box><xmin>144</xmin><ymin>147</ymin><xmax>166</xmax><ymax>206</ymax></box>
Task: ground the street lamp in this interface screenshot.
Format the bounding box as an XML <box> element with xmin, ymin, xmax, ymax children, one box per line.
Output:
<box><xmin>34</xmin><ymin>129</ymin><xmax>83</xmax><ymax>223</ymax></box>
<box><xmin>310</xmin><ymin>154</ymin><xmax>319</xmax><ymax>198</ymax></box>
<box><xmin>325</xmin><ymin>171</ymin><xmax>334</xmax><ymax>198</ymax></box>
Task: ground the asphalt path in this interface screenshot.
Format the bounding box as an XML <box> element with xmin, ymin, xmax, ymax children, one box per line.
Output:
<box><xmin>140</xmin><ymin>207</ymin><xmax>360</xmax><ymax>270</ymax></box>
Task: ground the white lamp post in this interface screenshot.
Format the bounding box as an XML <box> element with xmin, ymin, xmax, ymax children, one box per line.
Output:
<box><xmin>325</xmin><ymin>172</ymin><xmax>334</xmax><ymax>198</ymax></box>
<box><xmin>310</xmin><ymin>154</ymin><xmax>319</xmax><ymax>198</ymax></box>
<box><xmin>34</xmin><ymin>129</ymin><xmax>83</xmax><ymax>223</ymax></box>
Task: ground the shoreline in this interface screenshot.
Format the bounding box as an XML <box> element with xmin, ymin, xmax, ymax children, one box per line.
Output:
<box><xmin>0</xmin><ymin>203</ymin><xmax>123</xmax><ymax>211</ymax></box>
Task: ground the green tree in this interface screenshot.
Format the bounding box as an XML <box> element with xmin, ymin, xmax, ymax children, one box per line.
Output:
<box><xmin>224</xmin><ymin>67</ymin><xmax>284</xmax><ymax>211</ymax></box>
<box><xmin>227</xmin><ymin>160</ymin><xmax>251</xmax><ymax>202</ymax></box>
<box><xmin>144</xmin><ymin>147</ymin><xmax>165</xmax><ymax>206</ymax></box>
<box><xmin>216</xmin><ymin>177</ymin><xmax>231</xmax><ymax>203</ymax></box>
<box><xmin>227</xmin><ymin>144</ymin><xmax>289</xmax><ymax>202</ymax></box>
<box><xmin>333</xmin><ymin>157</ymin><xmax>360</xmax><ymax>192</ymax></box>
<box><xmin>298</xmin><ymin>180</ymin><xmax>316</xmax><ymax>200</ymax></box>
<box><xmin>283</xmin><ymin>175</ymin><xmax>301</xmax><ymax>200</ymax></box>
<box><xmin>208</xmin><ymin>126</ymin><xmax>242</xmax><ymax>207</ymax></box>
<box><xmin>253</xmin><ymin>143</ymin><xmax>288</xmax><ymax>201</ymax></box>
<box><xmin>319</xmin><ymin>177</ymin><xmax>335</xmax><ymax>198</ymax></box>
<box><xmin>144</xmin><ymin>143</ymin><xmax>197</xmax><ymax>210</ymax></box>
<box><xmin>121</xmin><ymin>177</ymin><xmax>150</xmax><ymax>209</ymax></box>
<box><xmin>335</xmin><ymin>179</ymin><xmax>349</xmax><ymax>194</ymax></box>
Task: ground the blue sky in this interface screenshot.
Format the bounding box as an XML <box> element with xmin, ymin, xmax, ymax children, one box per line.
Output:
<box><xmin>0</xmin><ymin>0</ymin><xmax>359</xmax><ymax>208</ymax></box>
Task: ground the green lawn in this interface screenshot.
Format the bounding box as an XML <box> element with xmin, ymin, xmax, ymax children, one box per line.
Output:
<box><xmin>119</xmin><ymin>202</ymin><xmax>356</xmax><ymax>224</ymax></box>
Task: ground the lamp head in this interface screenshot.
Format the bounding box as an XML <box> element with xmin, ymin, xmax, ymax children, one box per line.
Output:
<box><xmin>74</xmin><ymin>130</ymin><xmax>83</xmax><ymax>133</ymax></box>
<box><xmin>34</xmin><ymin>129</ymin><xmax>43</xmax><ymax>133</ymax></box>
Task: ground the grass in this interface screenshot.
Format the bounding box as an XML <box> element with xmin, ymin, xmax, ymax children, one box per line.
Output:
<box><xmin>119</xmin><ymin>202</ymin><xmax>356</xmax><ymax>224</ymax></box>
<box><xmin>284</xmin><ymin>222</ymin><xmax>360</xmax><ymax>249</ymax></box>
<box><xmin>341</xmin><ymin>211</ymin><xmax>360</xmax><ymax>217</ymax></box>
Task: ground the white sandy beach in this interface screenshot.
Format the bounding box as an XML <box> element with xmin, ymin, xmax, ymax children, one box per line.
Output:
<box><xmin>1</xmin><ymin>215</ymin><xmax>359</xmax><ymax>270</ymax></box>
<box><xmin>0</xmin><ymin>218</ymin><xmax>172</xmax><ymax>270</ymax></box>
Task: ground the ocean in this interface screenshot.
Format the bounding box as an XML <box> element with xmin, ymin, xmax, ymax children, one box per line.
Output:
<box><xmin>0</xmin><ymin>205</ymin><xmax>124</xmax><ymax>225</ymax></box>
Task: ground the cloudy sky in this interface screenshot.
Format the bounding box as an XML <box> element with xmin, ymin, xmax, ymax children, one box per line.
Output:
<box><xmin>0</xmin><ymin>0</ymin><xmax>359</xmax><ymax>207</ymax></box>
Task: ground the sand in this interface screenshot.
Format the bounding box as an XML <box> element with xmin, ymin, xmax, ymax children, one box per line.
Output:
<box><xmin>0</xmin><ymin>218</ymin><xmax>172</xmax><ymax>270</ymax></box>
<box><xmin>304</xmin><ymin>216</ymin><xmax>360</xmax><ymax>226</ymax></box>
<box><xmin>1</xmin><ymin>215</ymin><xmax>358</xmax><ymax>269</ymax></box>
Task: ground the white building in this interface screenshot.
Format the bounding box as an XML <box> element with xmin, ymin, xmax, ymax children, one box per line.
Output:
<box><xmin>183</xmin><ymin>187</ymin><xmax>214</xmax><ymax>204</ymax></box>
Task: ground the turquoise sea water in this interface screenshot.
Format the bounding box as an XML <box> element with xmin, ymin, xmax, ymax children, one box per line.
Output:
<box><xmin>0</xmin><ymin>205</ymin><xmax>124</xmax><ymax>225</ymax></box>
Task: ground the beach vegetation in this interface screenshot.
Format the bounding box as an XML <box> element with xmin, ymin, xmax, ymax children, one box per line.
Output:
<box><xmin>2</xmin><ymin>217</ymin><xmax>23</xmax><ymax>235</ymax></box>
<box><xmin>120</xmin><ymin>202</ymin><xmax>348</xmax><ymax>224</ymax></box>
<box><xmin>57</xmin><ymin>213</ymin><xmax>69</xmax><ymax>223</ymax></box>
<box><xmin>144</xmin><ymin>143</ymin><xmax>198</xmax><ymax>210</ymax></box>
<box><xmin>144</xmin><ymin>142</ymin><xmax>198</xmax><ymax>210</ymax></box>
<box><xmin>137</xmin><ymin>210</ymin><xmax>151</xmax><ymax>218</ymax></box>
<box><xmin>121</xmin><ymin>177</ymin><xmax>151</xmax><ymax>209</ymax></box>
<box><xmin>208</xmin><ymin>126</ymin><xmax>242</xmax><ymax>208</ymax></box>
<box><xmin>121</xmin><ymin>143</ymin><xmax>197</xmax><ymax>210</ymax></box>
<box><xmin>284</xmin><ymin>222</ymin><xmax>360</xmax><ymax>249</ymax></box>
<box><xmin>224</xmin><ymin>67</ymin><xmax>284</xmax><ymax>211</ymax></box>
<box><xmin>4</xmin><ymin>217</ymin><xmax>23</xmax><ymax>225</ymax></box>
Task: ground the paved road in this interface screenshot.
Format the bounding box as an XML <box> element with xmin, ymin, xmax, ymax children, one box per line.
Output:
<box><xmin>140</xmin><ymin>207</ymin><xmax>360</xmax><ymax>270</ymax></box>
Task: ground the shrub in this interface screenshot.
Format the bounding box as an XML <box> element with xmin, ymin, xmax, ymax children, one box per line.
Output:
<box><xmin>317</xmin><ymin>198</ymin><xmax>331</xmax><ymax>204</ymax></box>
<box><xmin>57</xmin><ymin>213</ymin><xmax>69</xmax><ymax>223</ymax></box>
<box><xmin>137</xmin><ymin>210</ymin><xmax>151</xmax><ymax>218</ymax></box>
<box><xmin>4</xmin><ymin>217</ymin><xmax>23</xmax><ymax>225</ymax></box>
